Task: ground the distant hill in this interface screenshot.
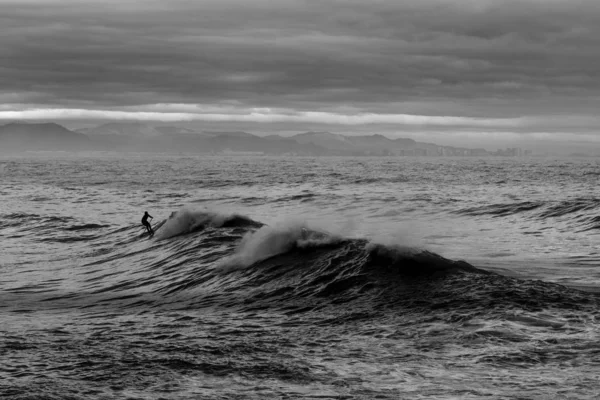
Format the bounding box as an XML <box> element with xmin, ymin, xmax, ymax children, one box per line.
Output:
<box><xmin>155</xmin><ymin>131</ymin><xmax>329</xmax><ymax>155</ymax></box>
<box><xmin>71</xmin><ymin>120</ymin><xmax>474</xmax><ymax>155</ymax></box>
<box><xmin>72</xmin><ymin>123</ymin><xmax>329</xmax><ymax>154</ymax></box>
<box><xmin>346</xmin><ymin>134</ymin><xmax>417</xmax><ymax>149</ymax></box>
<box><xmin>76</xmin><ymin>122</ymin><xmax>165</xmax><ymax>138</ymax></box>
<box><xmin>154</xmin><ymin>126</ymin><xmax>198</xmax><ymax>135</ymax></box>
<box><xmin>0</xmin><ymin>122</ymin><xmax>91</xmax><ymax>152</ymax></box>
<box><xmin>293</xmin><ymin>131</ymin><xmax>356</xmax><ymax>151</ymax></box>
<box><xmin>290</xmin><ymin>131</ymin><xmax>426</xmax><ymax>155</ymax></box>
<box><xmin>202</xmin><ymin>131</ymin><xmax>255</xmax><ymax>139</ymax></box>
<box><xmin>0</xmin><ymin>121</ymin><xmax>489</xmax><ymax>156</ymax></box>
<box><xmin>76</xmin><ymin>122</ymin><xmax>188</xmax><ymax>150</ymax></box>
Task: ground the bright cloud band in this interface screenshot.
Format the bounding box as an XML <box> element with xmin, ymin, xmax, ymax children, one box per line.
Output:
<box><xmin>0</xmin><ymin>108</ymin><xmax>526</xmax><ymax>127</ymax></box>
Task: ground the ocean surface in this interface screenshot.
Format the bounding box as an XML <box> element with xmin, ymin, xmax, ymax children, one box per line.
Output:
<box><xmin>1</xmin><ymin>154</ymin><xmax>599</xmax><ymax>399</ymax></box>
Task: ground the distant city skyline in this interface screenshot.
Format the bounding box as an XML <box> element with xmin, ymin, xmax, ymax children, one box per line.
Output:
<box><xmin>1</xmin><ymin>0</ymin><xmax>600</xmax><ymax>149</ymax></box>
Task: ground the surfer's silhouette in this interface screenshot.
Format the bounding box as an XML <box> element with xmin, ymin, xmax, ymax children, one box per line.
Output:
<box><xmin>142</xmin><ymin>211</ymin><xmax>154</xmax><ymax>235</ymax></box>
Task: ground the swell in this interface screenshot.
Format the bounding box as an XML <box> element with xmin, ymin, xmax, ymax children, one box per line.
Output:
<box><xmin>538</xmin><ymin>198</ymin><xmax>600</xmax><ymax>218</ymax></box>
<box><xmin>190</xmin><ymin>236</ymin><xmax>599</xmax><ymax>321</ymax></box>
<box><xmin>0</xmin><ymin>213</ymin><xmax>111</xmax><ymax>241</ymax></box>
<box><xmin>456</xmin><ymin>201</ymin><xmax>543</xmax><ymax>217</ymax></box>
<box><xmin>218</xmin><ymin>239</ymin><xmax>492</xmax><ymax>312</ymax></box>
<box><xmin>455</xmin><ymin>197</ymin><xmax>600</xmax><ymax>231</ymax></box>
<box><xmin>19</xmin><ymin>208</ymin><xmax>597</xmax><ymax>321</ymax></box>
<box><xmin>62</xmin><ymin>223</ymin><xmax>110</xmax><ymax>232</ymax></box>
<box><xmin>1</xmin><ymin>213</ymin><xmax>75</xmax><ymax>229</ymax></box>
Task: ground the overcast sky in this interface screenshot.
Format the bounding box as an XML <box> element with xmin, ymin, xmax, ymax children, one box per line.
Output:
<box><xmin>1</xmin><ymin>0</ymin><xmax>600</xmax><ymax>144</ymax></box>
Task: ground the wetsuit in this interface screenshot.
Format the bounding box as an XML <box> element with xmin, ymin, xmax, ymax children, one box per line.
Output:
<box><xmin>142</xmin><ymin>213</ymin><xmax>154</xmax><ymax>235</ymax></box>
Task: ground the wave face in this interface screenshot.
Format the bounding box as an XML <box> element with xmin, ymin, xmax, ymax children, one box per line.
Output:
<box><xmin>35</xmin><ymin>207</ymin><xmax>590</xmax><ymax>315</ymax></box>
<box><xmin>156</xmin><ymin>206</ymin><xmax>262</xmax><ymax>239</ymax></box>
<box><xmin>2</xmin><ymin>156</ymin><xmax>600</xmax><ymax>399</ymax></box>
<box><xmin>4</xmin><ymin>207</ymin><xmax>493</xmax><ymax>312</ymax></box>
<box><xmin>4</xmin><ymin>204</ymin><xmax>595</xmax><ymax>318</ymax></box>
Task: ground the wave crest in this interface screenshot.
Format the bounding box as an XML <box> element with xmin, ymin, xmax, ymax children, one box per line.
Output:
<box><xmin>157</xmin><ymin>206</ymin><xmax>261</xmax><ymax>239</ymax></box>
<box><xmin>217</xmin><ymin>220</ymin><xmax>340</xmax><ymax>271</ymax></box>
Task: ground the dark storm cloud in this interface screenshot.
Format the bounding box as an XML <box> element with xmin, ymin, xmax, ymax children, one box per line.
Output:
<box><xmin>1</xmin><ymin>0</ymin><xmax>600</xmax><ymax>132</ymax></box>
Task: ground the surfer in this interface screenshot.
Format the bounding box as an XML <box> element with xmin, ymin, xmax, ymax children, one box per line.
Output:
<box><xmin>142</xmin><ymin>211</ymin><xmax>154</xmax><ymax>235</ymax></box>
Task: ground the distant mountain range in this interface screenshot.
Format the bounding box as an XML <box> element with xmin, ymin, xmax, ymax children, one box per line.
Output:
<box><xmin>0</xmin><ymin>121</ymin><xmax>490</xmax><ymax>156</ymax></box>
<box><xmin>0</xmin><ymin>122</ymin><xmax>91</xmax><ymax>151</ymax></box>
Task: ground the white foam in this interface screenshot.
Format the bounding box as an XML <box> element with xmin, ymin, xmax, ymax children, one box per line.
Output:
<box><xmin>156</xmin><ymin>205</ymin><xmax>247</xmax><ymax>239</ymax></box>
<box><xmin>217</xmin><ymin>218</ymin><xmax>341</xmax><ymax>272</ymax></box>
<box><xmin>365</xmin><ymin>221</ymin><xmax>426</xmax><ymax>255</ymax></box>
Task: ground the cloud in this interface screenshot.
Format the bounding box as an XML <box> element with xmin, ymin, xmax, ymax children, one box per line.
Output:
<box><xmin>0</xmin><ymin>107</ymin><xmax>526</xmax><ymax>127</ymax></box>
<box><xmin>1</xmin><ymin>0</ymin><xmax>600</xmax><ymax>138</ymax></box>
<box><xmin>1</xmin><ymin>105</ymin><xmax>599</xmax><ymax>136</ymax></box>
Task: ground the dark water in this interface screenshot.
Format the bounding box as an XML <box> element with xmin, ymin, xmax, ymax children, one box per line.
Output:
<box><xmin>1</xmin><ymin>155</ymin><xmax>600</xmax><ymax>399</ymax></box>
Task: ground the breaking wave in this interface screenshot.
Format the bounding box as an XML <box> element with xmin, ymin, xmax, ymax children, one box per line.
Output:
<box><xmin>13</xmin><ymin>204</ymin><xmax>589</xmax><ymax>318</ymax></box>
<box><xmin>217</xmin><ymin>220</ymin><xmax>341</xmax><ymax>271</ymax></box>
<box><xmin>156</xmin><ymin>206</ymin><xmax>262</xmax><ymax>239</ymax></box>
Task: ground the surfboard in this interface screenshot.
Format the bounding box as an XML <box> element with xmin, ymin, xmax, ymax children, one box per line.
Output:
<box><xmin>139</xmin><ymin>220</ymin><xmax>166</xmax><ymax>239</ymax></box>
<box><xmin>140</xmin><ymin>230</ymin><xmax>154</xmax><ymax>239</ymax></box>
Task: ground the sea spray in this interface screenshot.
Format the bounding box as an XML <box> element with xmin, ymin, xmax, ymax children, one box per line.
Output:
<box><xmin>156</xmin><ymin>206</ymin><xmax>259</xmax><ymax>239</ymax></box>
<box><xmin>218</xmin><ymin>219</ymin><xmax>342</xmax><ymax>271</ymax></box>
